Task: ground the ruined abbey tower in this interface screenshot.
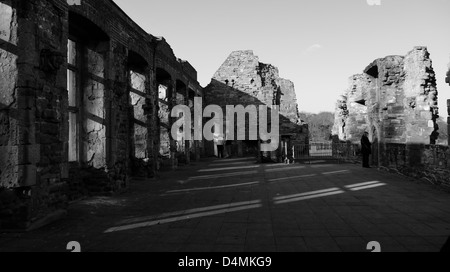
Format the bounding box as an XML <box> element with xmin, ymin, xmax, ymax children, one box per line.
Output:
<box><xmin>332</xmin><ymin>47</ymin><xmax>439</xmax><ymax>145</ymax></box>
<box><xmin>204</xmin><ymin>50</ymin><xmax>308</xmax><ymax>159</ymax></box>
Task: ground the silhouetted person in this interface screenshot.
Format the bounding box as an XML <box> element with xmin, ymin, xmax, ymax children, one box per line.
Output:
<box><xmin>361</xmin><ymin>132</ymin><xmax>372</xmax><ymax>168</ymax></box>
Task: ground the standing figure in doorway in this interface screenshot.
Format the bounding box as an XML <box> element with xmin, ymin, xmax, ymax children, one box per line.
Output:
<box><xmin>361</xmin><ymin>131</ymin><xmax>372</xmax><ymax>168</ymax></box>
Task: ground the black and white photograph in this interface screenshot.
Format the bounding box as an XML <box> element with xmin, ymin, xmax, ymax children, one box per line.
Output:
<box><xmin>1</xmin><ymin>0</ymin><xmax>450</xmax><ymax>257</ymax></box>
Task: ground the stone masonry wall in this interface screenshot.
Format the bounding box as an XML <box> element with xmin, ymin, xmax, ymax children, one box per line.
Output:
<box><xmin>204</xmin><ymin>50</ymin><xmax>308</xmax><ymax>159</ymax></box>
<box><xmin>334</xmin><ymin>47</ymin><xmax>438</xmax><ymax>146</ymax></box>
<box><xmin>332</xmin><ymin>47</ymin><xmax>449</xmax><ymax>191</ymax></box>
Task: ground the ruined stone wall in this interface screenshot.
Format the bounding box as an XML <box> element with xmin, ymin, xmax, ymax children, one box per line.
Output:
<box><xmin>0</xmin><ymin>0</ymin><xmax>203</xmax><ymax>230</ymax></box>
<box><xmin>332</xmin><ymin>95</ymin><xmax>348</xmax><ymax>141</ymax></box>
<box><xmin>0</xmin><ymin>0</ymin><xmax>70</xmax><ymax>229</ymax></box>
<box><xmin>204</xmin><ymin>50</ymin><xmax>308</xmax><ymax>159</ymax></box>
<box><xmin>380</xmin><ymin>144</ymin><xmax>450</xmax><ymax>191</ymax></box>
<box><xmin>344</xmin><ymin>74</ymin><xmax>373</xmax><ymax>142</ymax></box>
<box><xmin>331</xmin><ymin>47</ymin><xmax>449</xmax><ymax>190</ymax></box>
<box><xmin>155</xmin><ymin>38</ymin><xmax>204</xmax><ymax>169</ymax></box>
<box><xmin>402</xmin><ymin>47</ymin><xmax>438</xmax><ymax>143</ymax></box>
<box><xmin>333</xmin><ymin>47</ymin><xmax>438</xmax><ymax>146</ymax></box>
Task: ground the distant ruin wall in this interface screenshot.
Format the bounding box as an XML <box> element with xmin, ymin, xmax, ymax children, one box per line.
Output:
<box><xmin>333</xmin><ymin>47</ymin><xmax>438</xmax><ymax>145</ymax></box>
<box><xmin>338</xmin><ymin>142</ymin><xmax>450</xmax><ymax>191</ymax></box>
<box><xmin>204</xmin><ymin>51</ymin><xmax>308</xmax><ymax>159</ymax></box>
<box><xmin>332</xmin><ymin>47</ymin><xmax>449</xmax><ymax>191</ymax></box>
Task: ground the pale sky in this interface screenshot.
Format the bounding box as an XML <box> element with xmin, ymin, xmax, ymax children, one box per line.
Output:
<box><xmin>114</xmin><ymin>0</ymin><xmax>450</xmax><ymax>117</ymax></box>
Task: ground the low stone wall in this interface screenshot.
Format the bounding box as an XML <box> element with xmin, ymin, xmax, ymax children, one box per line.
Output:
<box><xmin>381</xmin><ymin>144</ymin><xmax>450</xmax><ymax>190</ymax></box>
<box><xmin>0</xmin><ymin>0</ymin><xmax>203</xmax><ymax>231</ymax></box>
<box><xmin>333</xmin><ymin>140</ymin><xmax>450</xmax><ymax>191</ymax></box>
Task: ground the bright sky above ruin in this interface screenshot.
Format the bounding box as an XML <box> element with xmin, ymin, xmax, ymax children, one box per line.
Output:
<box><xmin>114</xmin><ymin>0</ymin><xmax>450</xmax><ymax>117</ymax></box>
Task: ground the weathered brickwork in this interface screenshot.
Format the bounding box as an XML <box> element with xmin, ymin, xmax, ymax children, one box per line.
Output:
<box><xmin>332</xmin><ymin>74</ymin><xmax>373</xmax><ymax>142</ymax></box>
<box><xmin>0</xmin><ymin>0</ymin><xmax>203</xmax><ymax>230</ymax></box>
<box><xmin>204</xmin><ymin>51</ymin><xmax>308</xmax><ymax>161</ymax></box>
<box><xmin>381</xmin><ymin>144</ymin><xmax>450</xmax><ymax>191</ymax></box>
<box><xmin>333</xmin><ymin>47</ymin><xmax>438</xmax><ymax>145</ymax></box>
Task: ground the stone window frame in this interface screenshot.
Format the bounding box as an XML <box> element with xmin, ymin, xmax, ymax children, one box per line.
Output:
<box><xmin>67</xmin><ymin>34</ymin><xmax>108</xmax><ymax>164</ymax></box>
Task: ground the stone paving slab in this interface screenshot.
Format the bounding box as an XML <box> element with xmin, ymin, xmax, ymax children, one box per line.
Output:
<box><xmin>1</xmin><ymin>158</ymin><xmax>449</xmax><ymax>252</ymax></box>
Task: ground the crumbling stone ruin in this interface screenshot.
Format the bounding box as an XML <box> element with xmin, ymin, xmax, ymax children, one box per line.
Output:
<box><xmin>333</xmin><ymin>47</ymin><xmax>439</xmax><ymax>146</ymax></box>
<box><xmin>332</xmin><ymin>47</ymin><xmax>450</xmax><ymax>190</ymax></box>
<box><xmin>204</xmin><ymin>50</ymin><xmax>309</xmax><ymax>161</ymax></box>
<box><xmin>0</xmin><ymin>0</ymin><xmax>203</xmax><ymax>230</ymax></box>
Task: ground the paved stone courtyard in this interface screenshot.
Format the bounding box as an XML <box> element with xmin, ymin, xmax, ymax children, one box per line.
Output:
<box><xmin>1</xmin><ymin>157</ymin><xmax>449</xmax><ymax>252</ymax></box>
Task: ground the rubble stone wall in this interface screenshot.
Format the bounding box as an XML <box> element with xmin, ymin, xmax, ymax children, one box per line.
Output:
<box><xmin>204</xmin><ymin>51</ymin><xmax>308</xmax><ymax>159</ymax></box>
<box><xmin>381</xmin><ymin>144</ymin><xmax>450</xmax><ymax>191</ymax></box>
<box><xmin>334</xmin><ymin>47</ymin><xmax>438</xmax><ymax>145</ymax></box>
<box><xmin>0</xmin><ymin>0</ymin><xmax>203</xmax><ymax>230</ymax></box>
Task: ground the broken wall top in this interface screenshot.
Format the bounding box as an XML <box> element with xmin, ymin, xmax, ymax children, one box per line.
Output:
<box><xmin>213</xmin><ymin>50</ymin><xmax>261</xmax><ymax>88</ymax></box>
<box><xmin>210</xmin><ymin>50</ymin><xmax>300</xmax><ymax>122</ymax></box>
<box><xmin>346</xmin><ymin>74</ymin><xmax>374</xmax><ymax>104</ymax></box>
<box><xmin>333</xmin><ymin>46</ymin><xmax>438</xmax><ymax>144</ymax></box>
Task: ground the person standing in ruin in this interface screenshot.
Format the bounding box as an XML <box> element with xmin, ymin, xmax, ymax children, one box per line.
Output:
<box><xmin>361</xmin><ymin>131</ymin><xmax>372</xmax><ymax>168</ymax></box>
<box><xmin>216</xmin><ymin>134</ymin><xmax>225</xmax><ymax>159</ymax></box>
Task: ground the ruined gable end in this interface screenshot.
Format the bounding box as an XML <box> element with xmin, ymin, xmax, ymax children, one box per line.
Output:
<box><xmin>204</xmin><ymin>50</ymin><xmax>308</xmax><ymax>159</ymax></box>
<box><xmin>332</xmin><ymin>47</ymin><xmax>439</xmax><ymax>145</ymax></box>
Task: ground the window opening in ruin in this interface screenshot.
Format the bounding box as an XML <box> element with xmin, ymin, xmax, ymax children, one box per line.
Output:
<box><xmin>188</xmin><ymin>89</ymin><xmax>195</xmax><ymax>108</ymax></box>
<box><xmin>129</xmin><ymin>69</ymin><xmax>147</xmax><ymax>159</ymax></box>
<box><xmin>0</xmin><ymin>1</ymin><xmax>14</xmax><ymax>44</ymax></box>
<box><xmin>159</xmin><ymin>85</ymin><xmax>168</xmax><ymax>101</ymax></box>
<box><xmin>366</xmin><ymin>65</ymin><xmax>379</xmax><ymax>78</ymax></box>
<box><xmin>355</xmin><ymin>99</ymin><xmax>367</xmax><ymax>106</ymax></box>
<box><xmin>67</xmin><ymin>35</ymin><xmax>107</xmax><ymax>164</ymax></box>
<box><xmin>67</xmin><ymin>13</ymin><xmax>109</xmax><ymax>166</ymax></box>
<box><xmin>156</xmin><ymin>69</ymin><xmax>173</xmax><ymax>158</ymax></box>
<box><xmin>175</xmin><ymin>81</ymin><xmax>187</xmax><ymax>152</ymax></box>
<box><xmin>67</xmin><ymin>38</ymin><xmax>80</xmax><ymax>162</ymax></box>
